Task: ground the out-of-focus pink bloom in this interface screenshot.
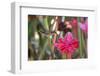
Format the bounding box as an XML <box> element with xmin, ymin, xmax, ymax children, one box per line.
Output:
<box><xmin>80</xmin><ymin>18</ymin><xmax>88</xmax><ymax>32</ymax></box>
<box><xmin>54</xmin><ymin>32</ymin><xmax>79</xmax><ymax>56</ymax></box>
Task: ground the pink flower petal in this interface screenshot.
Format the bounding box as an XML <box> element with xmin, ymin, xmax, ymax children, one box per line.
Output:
<box><xmin>64</xmin><ymin>32</ymin><xmax>73</xmax><ymax>43</ymax></box>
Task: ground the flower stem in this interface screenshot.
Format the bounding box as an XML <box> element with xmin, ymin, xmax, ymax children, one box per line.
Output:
<box><xmin>62</xmin><ymin>53</ymin><xmax>66</xmax><ymax>59</ymax></box>
<box><xmin>67</xmin><ymin>53</ymin><xmax>72</xmax><ymax>59</ymax></box>
<box><xmin>78</xmin><ymin>18</ymin><xmax>83</xmax><ymax>58</ymax></box>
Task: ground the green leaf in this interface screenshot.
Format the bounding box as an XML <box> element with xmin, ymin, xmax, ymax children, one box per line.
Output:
<box><xmin>43</xmin><ymin>16</ymin><xmax>49</xmax><ymax>31</ymax></box>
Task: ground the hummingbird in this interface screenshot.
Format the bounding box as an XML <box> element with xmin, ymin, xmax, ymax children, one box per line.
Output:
<box><xmin>39</xmin><ymin>30</ymin><xmax>57</xmax><ymax>38</ymax></box>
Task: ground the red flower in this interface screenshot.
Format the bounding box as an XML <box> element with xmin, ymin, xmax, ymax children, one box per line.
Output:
<box><xmin>54</xmin><ymin>32</ymin><xmax>79</xmax><ymax>57</ymax></box>
<box><xmin>71</xmin><ymin>18</ymin><xmax>78</xmax><ymax>26</ymax></box>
